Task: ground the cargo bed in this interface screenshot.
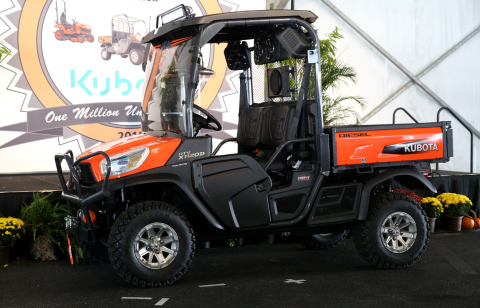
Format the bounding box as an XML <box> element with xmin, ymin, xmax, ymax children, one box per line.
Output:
<box><xmin>326</xmin><ymin>122</ymin><xmax>453</xmax><ymax>171</ymax></box>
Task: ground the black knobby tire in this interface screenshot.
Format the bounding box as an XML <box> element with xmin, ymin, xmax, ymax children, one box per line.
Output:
<box><xmin>304</xmin><ymin>230</ymin><xmax>349</xmax><ymax>250</ymax></box>
<box><xmin>352</xmin><ymin>192</ymin><xmax>429</xmax><ymax>269</ymax></box>
<box><xmin>101</xmin><ymin>47</ymin><xmax>111</xmax><ymax>60</ymax></box>
<box><xmin>129</xmin><ymin>47</ymin><xmax>142</xmax><ymax>65</ymax></box>
<box><xmin>79</xmin><ymin>238</ymin><xmax>110</xmax><ymax>262</ymax></box>
<box><xmin>108</xmin><ymin>201</ymin><xmax>195</xmax><ymax>287</ymax></box>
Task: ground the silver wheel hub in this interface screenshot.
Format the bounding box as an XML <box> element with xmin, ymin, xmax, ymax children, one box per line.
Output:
<box><xmin>134</xmin><ymin>222</ymin><xmax>179</xmax><ymax>269</ymax></box>
<box><xmin>381</xmin><ymin>212</ymin><xmax>417</xmax><ymax>253</ymax></box>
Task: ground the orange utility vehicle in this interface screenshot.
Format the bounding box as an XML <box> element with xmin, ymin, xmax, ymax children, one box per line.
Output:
<box><xmin>98</xmin><ymin>15</ymin><xmax>147</xmax><ymax>65</ymax></box>
<box><xmin>54</xmin><ymin>0</ymin><xmax>93</xmax><ymax>43</ymax></box>
<box><xmin>55</xmin><ymin>5</ymin><xmax>453</xmax><ymax>288</ymax></box>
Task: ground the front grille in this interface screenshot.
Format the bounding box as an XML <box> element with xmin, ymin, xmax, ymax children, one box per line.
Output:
<box><xmin>276</xmin><ymin>194</ymin><xmax>304</xmax><ymax>214</ymax></box>
<box><xmin>313</xmin><ymin>185</ymin><xmax>359</xmax><ymax>218</ymax></box>
<box><xmin>77</xmin><ymin>163</ymin><xmax>96</xmax><ymax>184</ymax></box>
<box><xmin>80</xmin><ymin>28</ymin><xmax>91</xmax><ymax>34</ymax></box>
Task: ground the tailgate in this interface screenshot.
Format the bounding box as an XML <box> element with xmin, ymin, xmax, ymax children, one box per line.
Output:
<box><xmin>330</xmin><ymin>122</ymin><xmax>453</xmax><ymax>170</ymax></box>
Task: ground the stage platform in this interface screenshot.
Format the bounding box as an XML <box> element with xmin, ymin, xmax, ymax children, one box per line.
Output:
<box><xmin>0</xmin><ymin>173</ymin><xmax>64</xmax><ymax>217</ymax></box>
<box><xmin>0</xmin><ymin>170</ymin><xmax>478</xmax><ymax>217</ymax></box>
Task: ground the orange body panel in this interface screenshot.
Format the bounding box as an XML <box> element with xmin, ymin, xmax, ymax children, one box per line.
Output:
<box><xmin>98</xmin><ymin>36</ymin><xmax>110</xmax><ymax>43</ymax></box>
<box><xmin>334</xmin><ymin>126</ymin><xmax>444</xmax><ymax>166</ymax></box>
<box><xmin>78</xmin><ymin>134</ymin><xmax>182</xmax><ymax>181</ymax></box>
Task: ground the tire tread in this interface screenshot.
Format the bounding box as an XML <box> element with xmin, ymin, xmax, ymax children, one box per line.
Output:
<box><xmin>108</xmin><ymin>201</ymin><xmax>195</xmax><ymax>287</ymax></box>
<box><xmin>352</xmin><ymin>192</ymin><xmax>430</xmax><ymax>269</ymax></box>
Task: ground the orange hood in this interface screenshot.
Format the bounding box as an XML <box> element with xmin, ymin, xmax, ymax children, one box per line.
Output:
<box><xmin>79</xmin><ymin>134</ymin><xmax>182</xmax><ymax>181</ymax></box>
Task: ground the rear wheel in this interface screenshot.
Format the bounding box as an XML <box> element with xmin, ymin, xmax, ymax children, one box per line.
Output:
<box><xmin>303</xmin><ymin>230</ymin><xmax>349</xmax><ymax>250</ymax></box>
<box><xmin>352</xmin><ymin>192</ymin><xmax>429</xmax><ymax>269</ymax></box>
<box><xmin>101</xmin><ymin>48</ymin><xmax>111</xmax><ymax>60</ymax></box>
<box><xmin>129</xmin><ymin>47</ymin><xmax>142</xmax><ymax>65</ymax></box>
<box><xmin>108</xmin><ymin>201</ymin><xmax>195</xmax><ymax>287</ymax></box>
<box><xmin>87</xmin><ymin>35</ymin><xmax>94</xmax><ymax>42</ymax></box>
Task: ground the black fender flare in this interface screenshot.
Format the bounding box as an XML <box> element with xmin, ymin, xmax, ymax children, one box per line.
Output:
<box><xmin>122</xmin><ymin>171</ymin><xmax>225</xmax><ymax>230</ymax></box>
<box><xmin>127</xmin><ymin>42</ymin><xmax>144</xmax><ymax>53</ymax></box>
<box><xmin>357</xmin><ymin>166</ymin><xmax>437</xmax><ymax>220</ymax></box>
<box><xmin>100</xmin><ymin>43</ymin><xmax>111</xmax><ymax>48</ymax></box>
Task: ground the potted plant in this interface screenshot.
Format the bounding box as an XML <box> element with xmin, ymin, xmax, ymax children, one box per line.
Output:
<box><xmin>420</xmin><ymin>197</ymin><xmax>443</xmax><ymax>232</ymax></box>
<box><xmin>20</xmin><ymin>192</ymin><xmax>69</xmax><ymax>261</ymax></box>
<box><xmin>436</xmin><ymin>193</ymin><xmax>473</xmax><ymax>231</ymax></box>
<box><xmin>0</xmin><ymin>217</ymin><xmax>24</xmax><ymax>265</ymax></box>
<box><xmin>393</xmin><ymin>189</ymin><xmax>423</xmax><ymax>204</ymax></box>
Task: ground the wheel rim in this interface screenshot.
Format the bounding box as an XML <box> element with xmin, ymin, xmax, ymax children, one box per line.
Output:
<box><xmin>134</xmin><ymin>222</ymin><xmax>179</xmax><ymax>269</ymax></box>
<box><xmin>381</xmin><ymin>211</ymin><xmax>417</xmax><ymax>253</ymax></box>
<box><xmin>131</xmin><ymin>51</ymin><xmax>138</xmax><ymax>62</ymax></box>
<box><xmin>102</xmin><ymin>50</ymin><xmax>106</xmax><ymax>58</ymax></box>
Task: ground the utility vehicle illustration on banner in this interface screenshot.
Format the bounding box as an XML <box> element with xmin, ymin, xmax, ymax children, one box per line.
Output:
<box><xmin>56</xmin><ymin>4</ymin><xmax>453</xmax><ymax>288</ymax></box>
<box><xmin>98</xmin><ymin>15</ymin><xmax>147</xmax><ymax>66</ymax></box>
<box><xmin>54</xmin><ymin>0</ymin><xmax>94</xmax><ymax>43</ymax></box>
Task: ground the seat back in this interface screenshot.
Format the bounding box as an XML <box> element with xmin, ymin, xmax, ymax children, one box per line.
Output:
<box><xmin>237</xmin><ymin>101</ymin><xmax>316</xmax><ymax>149</ymax></box>
<box><xmin>261</xmin><ymin>105</ymin><xmax>294</xmax><ymax>147</ymax></box>
<box><xmin>237</xmin><ymin>107</ymin><xmax>265</xmax><ymax>147</ymax></box>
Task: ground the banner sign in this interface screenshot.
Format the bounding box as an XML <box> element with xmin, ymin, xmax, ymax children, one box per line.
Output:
<box><xmin>0</xmin><ymin>0</ymin><xmax>251</xmax><ymax>173</ymax></box>
<box><xmin>26</xmin><ymin>103</ymin><xmax>142</xmax><ymax>131</ymax></box>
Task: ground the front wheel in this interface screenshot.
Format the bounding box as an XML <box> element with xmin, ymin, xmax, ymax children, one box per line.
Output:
<box><xmin>108</xmin><ymin>201</ymin><xmax>195</xmax><ymax>287</ymax></box>
<box><xmin>129</xmin><ymin>47</ymin><xmax>142</xmax><ymax>65</ymax></box>
<box><xmin>101</xmin><ymin>47</ymin><xmax>112</xmax><ymax>60</ymax></box>
<box><xmin>352</xmin><ymin>192</ymin><xmax>429</xmax><ymax>269</ymax></box>
<box><xmin>55</xmin><ymin>30</ymin><xmax>64</xmax><ymax>41</ymax></box>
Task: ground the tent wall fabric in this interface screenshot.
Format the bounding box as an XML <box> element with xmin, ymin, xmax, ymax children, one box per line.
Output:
<box><xmin>0</xmin><ymin>0</ymin><xmax>478</xmax><ymax>173</ymax></box>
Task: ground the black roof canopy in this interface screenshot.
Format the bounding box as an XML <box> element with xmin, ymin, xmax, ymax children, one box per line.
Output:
<box><xmin>142</xmin><ymin>10</ymin><xmax>317</xmax><ymax>45</ymax></box>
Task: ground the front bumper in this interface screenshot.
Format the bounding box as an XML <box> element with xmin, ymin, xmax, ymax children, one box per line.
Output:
<box><xmin>54</xmin><ymin>150</ymin><xmax>111</xmax><ymax>235</ymax></box>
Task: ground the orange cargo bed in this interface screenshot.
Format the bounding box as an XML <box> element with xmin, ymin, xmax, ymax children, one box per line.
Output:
<box><xmin>327</xmin><ymin>122</ymin><xmax>453</xmax><ymax>171</ymax></box>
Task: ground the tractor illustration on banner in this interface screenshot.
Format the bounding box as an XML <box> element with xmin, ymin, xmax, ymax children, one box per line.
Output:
<box><xmin>54</xmin><ymin>0</ymin><xmax>94</xmax><ymax>43</ymax></box>
<box><xmin>98</xmin><ymin>15</ymin><xmax>147</xmax><ymax>66</ymax></box>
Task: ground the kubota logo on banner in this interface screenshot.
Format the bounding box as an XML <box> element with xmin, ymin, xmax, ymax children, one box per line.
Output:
<box><xmin>0</xmin><ymin>0</ymin><xmax>231</xmax><ymax>150</ymax></box>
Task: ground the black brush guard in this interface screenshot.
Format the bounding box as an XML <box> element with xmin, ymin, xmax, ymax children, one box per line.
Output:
<box><xmin>55</xmin><ymin>150</ymin><xmax>111</xmax><ymax>239</ymax></box>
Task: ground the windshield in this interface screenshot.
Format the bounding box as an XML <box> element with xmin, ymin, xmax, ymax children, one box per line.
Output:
<box><xmin>141</xmin><ymin>36</ymin><xmax>197</xmax><ymax>135</ymax></box>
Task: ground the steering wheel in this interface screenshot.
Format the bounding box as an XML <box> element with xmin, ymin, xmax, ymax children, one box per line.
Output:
<box><xmin>193</xmin><ymin>104</ymin><xmax>222</xmax><ymax>132</ymax></box>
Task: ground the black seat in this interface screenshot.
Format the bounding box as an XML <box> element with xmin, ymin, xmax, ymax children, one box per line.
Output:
<box><xmin>261</xmin><ymin>104</ymin><xmax>294</xmax><ymax>147</ymax></box>
<box><xmin>237</xmin><ymin>107</ymin><xmax>265</xmax><ymax>147</ymax></box>
<box><xmin>236</xmin><ymin>104</ymin><xmax>293</xmax><ymax>170</ymax></box>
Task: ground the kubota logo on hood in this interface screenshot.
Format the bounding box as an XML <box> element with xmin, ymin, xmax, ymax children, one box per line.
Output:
<box><xmin>382</xmin><ymin>139</ymin><xmax>439</xmax><ymax>155</ymax></box>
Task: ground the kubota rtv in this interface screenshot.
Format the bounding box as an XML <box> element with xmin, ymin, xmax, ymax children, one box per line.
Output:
<box><xmin>56</xmin><ymin>5</ymin><xmax>453</xmax><ymax>287</ymax></box>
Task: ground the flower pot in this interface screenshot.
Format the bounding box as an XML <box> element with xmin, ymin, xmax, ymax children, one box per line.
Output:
<box><xmin>0</xmin><ymin>246</ymin><xmax>10</xmax><ymax>265</ymax></box>
<box><xmin>428</xmin><ymin>217</ymin><xmax>437</xmax><ymax>233</ymax></box>
<box><xmin>446</xmin><ymin>216</ymin><xmax>463</xmax><ymax>232</ymax></box>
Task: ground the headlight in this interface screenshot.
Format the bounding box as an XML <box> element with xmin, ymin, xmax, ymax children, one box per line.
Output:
<box><xmin>100</xmin><ymin>147</ymin><xmax>150</xmax><ymax>177</ymax></box>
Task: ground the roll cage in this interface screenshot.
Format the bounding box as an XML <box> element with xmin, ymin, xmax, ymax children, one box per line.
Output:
<box><xmin>112</xmin><ymin>15</ymin><xmax>147</xmax><ymax>38</ymax></box>
<box><xmin>142</xmin><ymin>10</ymin><xmax>328</xmax><ymax>174</ymax></box>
